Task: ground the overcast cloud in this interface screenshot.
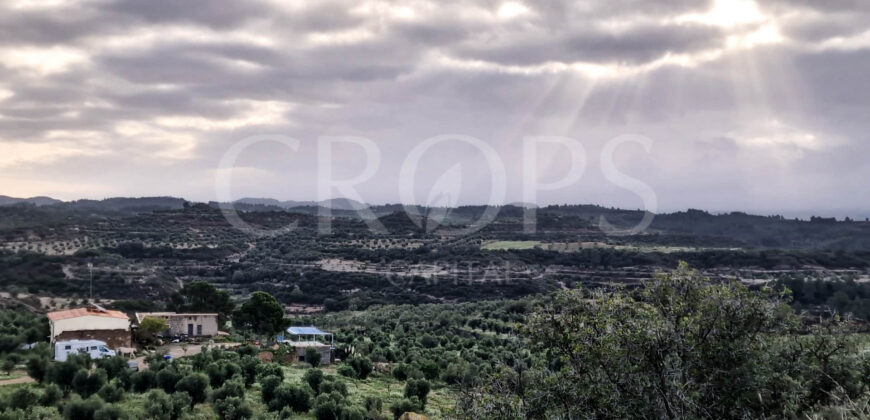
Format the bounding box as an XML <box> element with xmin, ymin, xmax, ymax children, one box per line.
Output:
<box><xmin>0</xmin><ymin>0</ymin><xmax>868</xmax><ymax>217</ymax></box>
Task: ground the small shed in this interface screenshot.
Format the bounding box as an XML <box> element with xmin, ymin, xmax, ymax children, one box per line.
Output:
<box><xmin>285</xmin><ymin>326</ymin><xmax>334</xmax><ymax>365</ymax></box>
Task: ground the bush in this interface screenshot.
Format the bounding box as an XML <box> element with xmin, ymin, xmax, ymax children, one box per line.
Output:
<box><xmin>403</xmin><ymin>379</ymin><xmax>430</xmax><ymax>409</ymax></box>
<box><xmin>304</xmin><ymin>369</ymin><xmax>324</xmax><ymax>394</ymax></box>
<box><xmin>95</xmin><ymin>357</ymin><xmax>128</xmax><ymax>381</ymax></box>
<box><xmin>268</xmin><ymin>383</ymin><xmax>312</xmax><ymax>413</ymax></box>
<box><xmin>40</xmin><ymin>384</ymin><xmax>63</xmax><ymax>406</ymax></box>
<box><xmin>256</xmin><ymin>363</ymin><xmax>283</xmax><ymax>381</ymax></box>
<box><xmin>318</xmin><ymin>377</ymin><xmax>347</xmax><ymax>397</ymax></box>
<box><xmin>213</xmin><ymin>396</ymin><xmax>253</xmax><ymax>420</ymax></box>
<box><xmin>211</xmin><ymin>379</ymin><xmax>245</xmax><ymax>402</ymax></box>
<box><xmin>175</xmin><ymin>373</ymin><xmax>209</xmax><ymax>407</ymax></box>
<box><xmin>72</xmin><ymin>368</ymin><xmax>107</xmax><ymax>398</ymax></box>
<box><xmin>97</xmin><ymin>381</ymin><xmax>125</xmax><ymax>403</ymax></box>
<box><xmin>313</xmin><ymin>392</ymin><xmax>350</xmax><ymax>420</ymax></box>
<box><xmin>93</xmin><ymin>405</ymin><xmax>124</xmax><ymax>420</ymax></box>
<box><xmin>389</xmin><ymin>397</ymin><xmax>422</xmax><ymax>420</ymax></box>
<box><xmin>26</xmin><ymin>357</ymin><xmax>50</xmax><ymax>383</ymax></box>
<box><xmin>420</xmin><ymin>361</ymin><xmax>439</xmax><ymax>380</ymax></box>
<box><xmin>130</xmin><ymin>370</ymin><xmax>157</xmax><ymax>393</ymax></box>
<box><xmin>206</xmin><ymin>361</ymin><xmax>241</xmax><ymax>388</ymax></box>
<box><xmin>8</xmin><ymin>387</ymin><xmax>39</xmax><ymax>410</ymax></box>
<box><xmin>144</xmin><ymin>389</ymin><xmax>173</xmax><ymax>420</ymax></box>
<box><xmin>259</xmin><ymin>375</ymin><xmax>282</xmax><ymax>404</ymax></box>
<box><xmin>239</xmin><ymin>356</ymin><xmax>260</xmax><ymax>387</ymax></box>
<box><xmin>156</xmin><ymin>368</ymin><xmax>182</xmax><ymax>394</ymax></box>
<box><xmin>346</xmin><ymin>356</ymin><xmax>373</xmax><ymax>380</ymax></box>
<box><xmin>63</xmin><ymin>395</ymin><xmax>104</xmax><ymax>420</ymax></box>
<box><xmin>337</xmin><ymin>365</ymin><xmax>355</xmax><ymax>378</ymax></box>
<box><xmin>305</xmin><ymin>347</ymin><xmax>322</xmax><ymax>368</ymax></box>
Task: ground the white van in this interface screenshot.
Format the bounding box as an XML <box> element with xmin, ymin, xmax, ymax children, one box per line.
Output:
<box><xmin>54</xmin><ymin>339</ymin><xmax>116</xmax><ymax>362</ymax></box>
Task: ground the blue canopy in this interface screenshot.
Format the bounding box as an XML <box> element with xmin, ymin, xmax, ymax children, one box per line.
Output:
<box><xmin>287</xmin><ymin>326</ymin><xmax>330</xmax><ymax>335</ymax></box>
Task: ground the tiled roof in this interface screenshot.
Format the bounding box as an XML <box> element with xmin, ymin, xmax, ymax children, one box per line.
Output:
<box><xmin>47</xmin><ymin>307</ymin><xmax>129</xmax><ymax>321</ymax></box>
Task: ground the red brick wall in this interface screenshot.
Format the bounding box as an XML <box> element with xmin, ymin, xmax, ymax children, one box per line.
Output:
<box><xmin>56</xmin><ymin>329</ymin><xmax>131</xmax><ymax>349</ymax></box>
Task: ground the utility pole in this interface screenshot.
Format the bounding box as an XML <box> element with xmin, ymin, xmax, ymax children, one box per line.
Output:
<box><xmin>88</xmin><ymin>262</ymin><xmax>93</xmax><ymax>303</ymax></box>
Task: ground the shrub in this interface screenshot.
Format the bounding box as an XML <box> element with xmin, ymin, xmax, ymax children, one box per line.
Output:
<box><xmin>143</xmin><ymin>389</ymin><xmax>173</xmax><ymax>420</ymax></box>
<box><xmin>347</xmin><ymin>357</ymin><xmax>373</xmax><ymax>380</ymax></box>
<box><xmin>389</xmin><ymin>397</ymin><xmax>422</xmax><ymax>420</ymax></box>
<box><xmin>156</xmin><ymin>368</ymin><xmax>182</xmax><ymax>394</ymax></box>
<box><xmin>305</xmin><ymin>347</ymin><xmax>322</xmax><ymax>368</ymax></box>
<box><xmin>256</xmin><ymin>363</ymin><xmax>283</xmax><ymax>381</ymax></box>
<box><xmin>213</xmin><ymin>396</ymin><xmax>253</xmax><ymax>420</ymax></box>
<box><xmin>211</xmin><ymin>379</ymin><xmax>245</xmax><ymax>402</ymax></box>
<box><xmin>259</xmin><ymin>375</ymin><xmax>282</xmax><ymax>404</ymax></box>
<box><xmin>318</xmin><ymin>377</ymin><xmax>347</xmax><ymax>397</ymax></box>
<box><xmin>312</xmin><ymin>392</ymin><xmax>349</xmax><ymax>420</ymax></box>
<box><xmin>8</xmin><ymin>387</ymin><xmax>39</xmax><ymax>410</ymax></box>
<box><xmin>63</xmin><ymin>395</ymin><xmax>104</xmax><ymax>420</ymax></box>
<box><xmin>26</xmin><ymin>357</ymin><xmax>50</xmax><ymax>383</ymax></box>
<box><xmin>337</xmin><ymin>365</ymin><xmax>355</xmax><ymax>378</ymax></box>
<box><xmin>239</xmin><ymin>356</ymin><xmax>260</xmax><ymax>387</ymax></box>
<box><xmin>420</xmin><ymin>361</ymin><xmax>439</xmax><ymax>380</ymax></box>
<box><xmin>40</xmin><ymin>384</ymin><xmax>63</xmax><ymax>406</ymax></box>
<box><xmin>130</xmin><ymin>370</ymin><xmax>157</xmax><ymax>393</ymax></box>
<box><xmin>403</xmin><ymin>379</ymin><xmax>430</xmax><ymax>409</ymax></box>
<box><xmin>93</xmin><ymin>405</ymin><xmax>124</xmax><ymax>420</ymax></box>
<box><xmin>304</xmin><ymin>369</ymin><xmax>324</xmax><ymax>393</ymax></box>
<box><xmin>175</xmin><ymin>373</ymin><xmax>209</xmax><ymax>407</ymax></box>
<box><xmin>268</xmin><ymin>383</ymin><xmax>312</xmax><ymax>413</ymax></box>
<box><xmin>97</xmin><ymin>381</ymin><xmax>125</xmax><ymax>403</ymax></box>
<box><xmin>72</xmin><ymin>368</ymin><xmax>107</xmax><ymax>398</ymax></box>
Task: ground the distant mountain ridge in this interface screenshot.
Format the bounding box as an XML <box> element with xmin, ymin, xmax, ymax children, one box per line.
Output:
<box><xmin>0</xmin><ymin>195</ymin><xmax>63</xmax><ymax>206</ymax></box>
<box><xmin>234</xmin><ymin>197</ymin><xmax>368</xmax><ymax>210</ymax></box>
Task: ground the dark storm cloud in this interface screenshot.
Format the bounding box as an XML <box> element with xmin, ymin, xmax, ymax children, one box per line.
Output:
<box><xmin>0</xmin><ymin>0</ymin><xmax>868</xmax><ymax>216</ymax></box>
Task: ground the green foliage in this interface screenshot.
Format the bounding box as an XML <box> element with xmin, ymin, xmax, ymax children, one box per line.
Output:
<box><xmin>47</xmin><ymin>354</ymin><xmax>90</xmax><ymax>391</ymax></box>
<box><xmin>304</xmin><ymin>369</ymin><xmax>324</xmax><ymax>394</ymax></box>
<box><xmin>312</xmin><ymin>391</ymin><xmax>352</xmax><ymax>420</ymax></box>
<box><xmin>8</xmin><ymin>387</ymin><xmax>40</xmax><ymax>410</ymax></box>
<box><xmin>403</xmin><ymin>379</ymin><xmax>430</xmax><ymax>409</ymax></box>
<box><xmin>156</xmin><ymin>367</ymin><xmax>182</xmax><ymax>394</ymax></box>
<box><xmin>305</xmin><ymin>347</ymin><xmax>322</xmax><ymax>368</ymax></box>
<box><xmin>268</xmin><ymin>383</ymin><xmax>312</xmax><ymax>413</ymax></box>
<box><xmin>97</xmin><ymin>381</ymin><xmax>125</xmax><ymax>403</ymax></box>
<box><xmin>71</xmin><ymin>368</ymin><xmax>106</xmax><ymax>398</ymax></box>
<box><xmin>142</xmin><ymin>389</ymin><xmax>190</xmax><ymax>420</ymax></box>
<box><xmin>212</xmin><ymin>396</ymin><xmax>253</xmax><ymax>420</ymax></box>
<box><xmin>62</xmin><ymin>395</ymin><xmax>104</xmax><ymax>420</ymax></box>
<box><xmin>129</xmin><ymin>370</ymin><xmax>157</xmax><ymax>393</ymax></box>
<box><xmin>206</xmin><ymin>360</ymin><xmax>241</xmax><ymax>388</ymax></box>
<box><xmin>345</xmin><ymin>356</ymin><xmax>373</xmax><ymax>380</ymax></box>
<box><xmin>318</xmin><ymin>376</ymin><xmax>347</xmax><ymax>397</ymax></box>
<box><xmin>460</xmin><ymin>263</ymin><xmax>870</xmax><ymax>419</ymax></box>
<box><xmin>255</xmin><ymin>363</ymin><xmax>283</xmax><ymax>381</ymax></box>
<box><xmin>169</xmin><ymin>281</ymin><xmax>235</xmax><ymax>327</ymax></box>
<box><xmin>138</xmin><ymin>317</ymin><xmax>169</xmax><ymax>337</ymax></box>
<box><xmin>259</xmin><ymin>375</ymin><xmax>282</xmax><ymax>404</ymax></box>
<box><xmin>211</xmin><ymin>378</ymin><xmax>245</xmax><ymax>402</ymax></box>
<box><xmin>40</xmin><ymin>384</ymin><xmax>63</xmax><ymax>406</ymax></box>
<box><xmin>95</xmin><ymin>357</ymin><xmax>128</xmax><ymax>382</ymax></box>
<box><xmin>389</xmin><ymin>397</ymin><xmax>422</xmax><ymax>420</ymax></box>
<box><xmin>92</xmin><ymin>405</ymin><xmax>124</xmax><ymax>420</ymax></box>
<box><xmin>174</xmin><ymin>373</ymin><xmax>209</xmax><ymax>407</ymax></box>
<box><xmin>232</xmin><ymin>291</ymin><xmax>287</xmax><ymax>339</ymax></box>
<box><xmin>26</xmin><ymin>357</ymin><xmax>50</xmax><ymax>383</ymax></box>
<box><xmin>238</xmin><ymin>355</ymin><xmax>260</xmax><ymax>387</ymax></box>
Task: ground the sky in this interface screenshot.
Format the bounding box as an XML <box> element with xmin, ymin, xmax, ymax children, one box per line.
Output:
<box><xmin>0</xmin><ymin>0</ymin><xmax>868</xmax><ymax>217</ymax></box>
